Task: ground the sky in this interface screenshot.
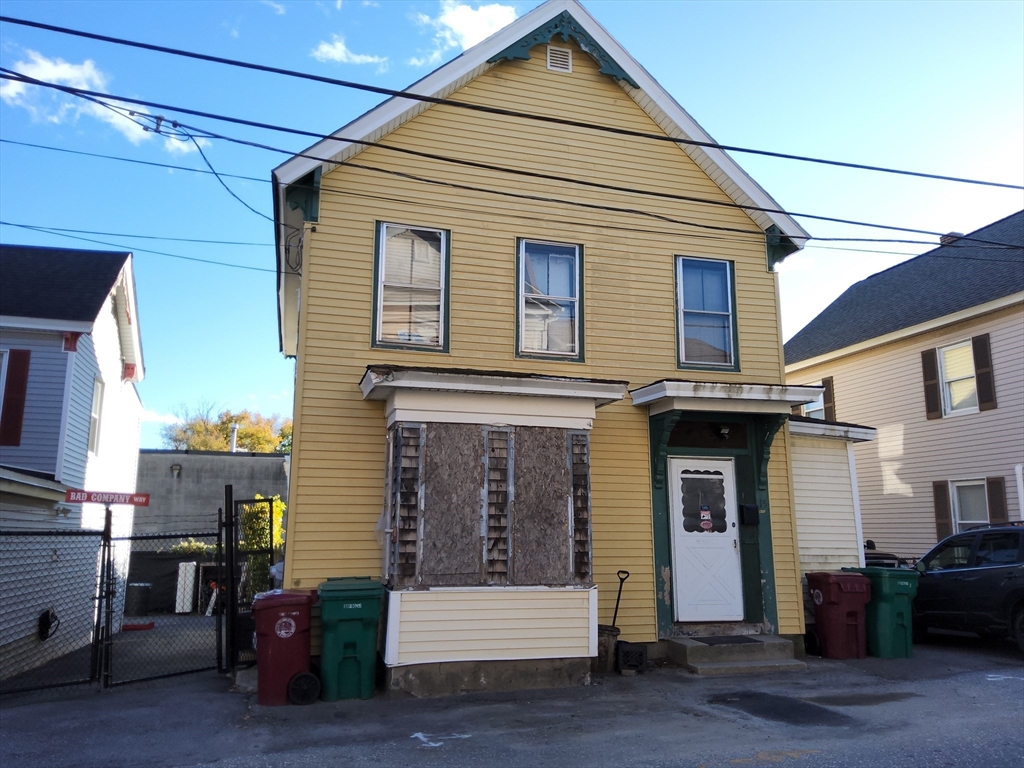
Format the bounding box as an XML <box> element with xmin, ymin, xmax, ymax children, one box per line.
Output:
<box><xmin>1</xmin><ymin>0</ymin><xmax>1022</xmax><ymax>449</ymax></box>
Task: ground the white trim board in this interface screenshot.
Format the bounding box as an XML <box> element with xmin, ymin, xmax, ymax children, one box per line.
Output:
<box><xmin>0</xmin><ymin>316</ymin><xmax>93</xmax><ymax>333</ymax></box>
<box><xmin>630</xmin><ymin>380</ymin><xmax>823</xmax><ymax>415</ymax></box>
<box><xmin>788</xmin><ymin>419</ymin><xmax>876</xmax><ymax>443</ymax></box>
<box><xmin>786</xmin><ymin>292</ymin><xmax>1024</xmax><ymax>374</ymax></box>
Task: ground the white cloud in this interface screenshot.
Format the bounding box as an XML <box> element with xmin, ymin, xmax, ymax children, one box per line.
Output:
<box><xmin>336</xmin><ymin>0</ymin><xmax>343</xmax><ymax>9</ymax></box>
<box><xmin>311</xmin><ymin>36</ymin><xmax>388</xmax><ymax>70</ymax></box>
<box><xmin>0</xmin><ymin>50</ymin><xmax>151</xmax><ymax>144</ymax></box>
<box><xmin>141</xmin><ymin>409</ymin><xmax>181</xmax><ymax>426</ymax></box>
<box><xmin>410</xmin><ymin>0</ymin><xmax>517</xmax><ymax>66</ymax></box>
<box><xmin>260</xmin><ymin>0</ymin><xmax>286</xmax><ymax>15</ymax></box>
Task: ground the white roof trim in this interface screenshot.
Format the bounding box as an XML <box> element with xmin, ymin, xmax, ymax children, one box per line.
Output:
<box><xmin>786</xmin><ymin>291</ymin><xmax>1024</xmax><ymax>375</ymax></box>
<box><xmin>630</xmin><ymin>380</ymin><xmax>823</xmax><ymax>415</ymax></box>
<box><xmin>0</xmin><ymin>316</ymin><xmax>94</xmax><ymax>333</ymax></box>
<box><xmin>788</xmin><ymin>419</ymin><xmax>876</xmax><ymax>443</ymax></box>
<box><xmin>113</xmin><ymin>256</ymin><xmax>145</xmax><ymax>382</ymax></box>
<box><xmin>360</xmin><ymin>368</ymin><xmax>628</xmax><ymax>407</ymax></box>
<box><xmin>272</xmin><ymin>0</ymin><xmax>808</xmax><ymax>240</ymax></box>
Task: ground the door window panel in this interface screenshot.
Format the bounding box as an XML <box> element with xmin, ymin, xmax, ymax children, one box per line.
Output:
<box><xmin>974</xmin><ymin>532</ymin><xmax>1022</xmax><ymax>567</ymax></box>
<box><xmin>924</xmin><ymin>536</ymin><xmax>974</xmax><ymax>570</ymax></box>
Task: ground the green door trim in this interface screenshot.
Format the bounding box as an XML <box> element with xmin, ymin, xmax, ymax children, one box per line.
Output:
<box><xmin>649</xmin><ymin>411</ymin><xmax>787</xmax><ymax>638</ymax></box>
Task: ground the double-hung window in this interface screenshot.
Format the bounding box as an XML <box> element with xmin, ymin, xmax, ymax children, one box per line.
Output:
<box><xmin>518</xmin><ymin>239</ymin><xmax>581</xmax><ymax>359</ymax></box>
<box><xmin>676</xmin><ymin>256</ymin><xmax>736</xmax><ymax>368</ymax></box>
<box><xmin>938</xmin><ymin>342</ymin><xmax>978</xmax><ymax>415</ymax></box>
<box><xmin>951</xmin><ymin>480</ymin><xmax>988</xmax><ymax>532</ymax></box>
<box><xmin>375</xmin><ymin>223</ymin><xmax>448</xmax><ymax>350</ymax></box>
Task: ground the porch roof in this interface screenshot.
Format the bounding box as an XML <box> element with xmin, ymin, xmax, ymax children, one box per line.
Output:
<box><xmin>630</xmin><ymin>380</ymin><xmax>822</xmax><ymax>416</ymax></box>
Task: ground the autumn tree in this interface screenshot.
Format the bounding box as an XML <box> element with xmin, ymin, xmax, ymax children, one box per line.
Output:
<box><xmin>162</xmin><ymin>404</ymin><xmax>293</xmax><ymax>453</ymax></box>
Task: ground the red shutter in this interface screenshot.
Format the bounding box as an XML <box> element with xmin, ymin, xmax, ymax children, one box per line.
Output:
<box><xmin>0</xmin><ymin>349</ymin><xmax>31</xmax><ymax>447</ymax></box>
<box><xmin>921</xmin><ymin>349</ymin><xmax>942</xmax><ymax>420</ymax></box>
<box><xmin>972</xmin><ymin>334</ymin><xmax>997</xmax><ymax>411</ymax></box>
<box><xmin>822</xmin><ymin>376</ymin><xmax>836</xmax><ymax>422</ymax></box>
<box><xmin>986</xmin><ymin>477</ymin><xmax>1008</xmax><ymax>525</ymax></box>
<box><xmin>933</xmin><ymin>481</ymin><xmax>953</xmax><ymax>540</ymax></box>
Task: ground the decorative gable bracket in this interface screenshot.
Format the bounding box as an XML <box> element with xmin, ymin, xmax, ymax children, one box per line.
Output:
<box><xmin>766</xmin><ymin>225</ymin><xmax>800</xmax><ymax>271</ymax></box>
<box><xmin>488</xmin><ymin>11</ymin><xmax>640</xmax><ymax>89</ymax></box>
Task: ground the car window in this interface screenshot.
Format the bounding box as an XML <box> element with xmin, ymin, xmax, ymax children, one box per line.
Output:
<box><xmin>924</xmin><ymin>536</ymin><xmax>974</xmax><ymax>570</ymax></box>
<box><xmin>974</xmin><ymin>532</ymin><xmax>1023</xmax><ymax>567</ymax></box>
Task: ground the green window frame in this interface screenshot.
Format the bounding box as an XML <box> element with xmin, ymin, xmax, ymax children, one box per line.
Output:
<box><xmin>372</xmin><ymin>221</ymin><xmax>451</xmax><ymax>353</ymax></box>
<box><xmin>675</xmin><ymin>256</ymin><xmax>739</xmax><ymax>371</ymax></box>
<box><xmin>516</xmin><ymin>238</ymin><xmax>584</xmax><ymax>361</ymax></box>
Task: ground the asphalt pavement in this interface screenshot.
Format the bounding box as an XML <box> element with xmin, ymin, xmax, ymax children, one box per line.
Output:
<box><xmin>2</xmin><ymin>631</ymin><xmax>1022</xmax><ymax>768</ymax></box>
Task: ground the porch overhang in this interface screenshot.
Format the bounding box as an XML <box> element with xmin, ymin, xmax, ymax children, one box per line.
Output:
<box><xmin>360</xmin><ymin>365</ymin><xmax>628</xmax><ymax>430</ymax></box>
<box><xmin>630</xmin><ymin>380</ymin><xmax>823</xmax><ymax>415</ymax></box>
<box><xmin>787</xmin><ymin>416</ymin><xmax>876</xmax><ymax>443</ymax></box>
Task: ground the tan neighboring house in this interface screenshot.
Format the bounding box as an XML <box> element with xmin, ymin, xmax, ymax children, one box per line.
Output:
<box><xmin>786</xmin><ymin>210</ymin><xmax>1024</xmax><ymax>560</ymax></box>
<box><xmin>272</xmin><ymin>0</ymin><xmax>825</xmax><ymax>693</ymax></box>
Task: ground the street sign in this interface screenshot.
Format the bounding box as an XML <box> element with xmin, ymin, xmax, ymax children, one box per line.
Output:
<box><xmin>64</xmin><ymin>490</ymin><xmax>151</xmax><ymax>506</ymax></box>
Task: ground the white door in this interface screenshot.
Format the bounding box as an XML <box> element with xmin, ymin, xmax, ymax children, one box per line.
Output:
<box><xmin>668</xmin><ymin>457</ymin><xmax>744</xmax><ymax>622</ymax></box>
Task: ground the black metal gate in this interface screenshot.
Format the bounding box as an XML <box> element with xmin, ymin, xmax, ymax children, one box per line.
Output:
<box><xmin>224</xmin><ymin>487</ymin><xmax>276</xmax><ymax>671</ymax></box>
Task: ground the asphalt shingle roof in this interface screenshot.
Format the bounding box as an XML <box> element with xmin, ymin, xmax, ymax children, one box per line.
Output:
<box><xmin>0</xmin><ymin>244</ymin><xmax>129</xmax><ymax>323</ymax></box>
<box><xmin>785</xmin><ymin>210</ymin><xmax>1024</xmax><ymax>365</ymax></box>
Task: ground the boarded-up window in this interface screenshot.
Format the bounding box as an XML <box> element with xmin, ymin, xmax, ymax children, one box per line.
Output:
<box><xmin>512</xmin><ymin>426</ymin><xmax>572</xmax><ymax>585</ymax></box>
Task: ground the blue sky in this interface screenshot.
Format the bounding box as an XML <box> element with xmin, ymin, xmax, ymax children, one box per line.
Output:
<box><xmin>1</xmin><ymin>0</ymin><xmax>1022</xmax><ymax>448</ymax></box>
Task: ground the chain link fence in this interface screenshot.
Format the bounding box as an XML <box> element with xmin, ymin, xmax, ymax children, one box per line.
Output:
<box><xmin>0</xmin><ymin>531</ymin><xmax>104</xmax><ymax>695</ymax></box>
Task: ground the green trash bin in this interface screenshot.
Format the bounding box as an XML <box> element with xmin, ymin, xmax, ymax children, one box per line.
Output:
<box><xmin>843</xmin><ymin>567</ymin><xmax>919</xmax><ymax>658</ymax></box>
<box><xmin>318</xmin><ymin>577</ymin><xmax>383</xmax><ymax>701</ymax></box>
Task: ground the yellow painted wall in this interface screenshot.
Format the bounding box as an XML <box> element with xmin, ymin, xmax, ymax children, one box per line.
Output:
<box><xmin>286</xmin><ymin>39</ymin><xmax>802</xmax><ymax>642</ymax></box>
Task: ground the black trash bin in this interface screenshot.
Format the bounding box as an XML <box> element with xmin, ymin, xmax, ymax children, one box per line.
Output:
<box><xmin>124</xmin><ymin>583</ymin><xmax>152</xmax><ymax>616</ymax></box>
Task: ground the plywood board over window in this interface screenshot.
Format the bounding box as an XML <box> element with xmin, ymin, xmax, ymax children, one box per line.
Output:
<box><xmin>512</xmin><ymin>426</ymin><xmax>573</xmax><ymax>584</ymax></box>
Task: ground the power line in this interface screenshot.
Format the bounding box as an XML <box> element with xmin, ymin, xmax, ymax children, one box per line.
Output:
<box><xmin>0</xmin><ymin>222</ymin><xmax>273</xmax><ymax>246</ymax></box>
<box><xmin>1</xmin><ymin>14</ymin><xmax>1020</xmax><ymax>192</ymax></box>
<box><xmin>0</xmin><ymin>221</ymin><xmax>278</xmax><ymax>273</ymax></box>
<box><xmin>2</xmin><ymin>70</ymin><xmax>1019</xmax><ymax>249</ymax></box>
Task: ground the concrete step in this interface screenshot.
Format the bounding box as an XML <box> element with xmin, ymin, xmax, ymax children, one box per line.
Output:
<box><xmin>667</xmin><ymin>635</ymin><xmax>796</xmax><ymax>666</ymax></box>
<box><xmin>683</xmin><ymin>658</ymin><xmax>808</xmax><ymax>677</ymax></box>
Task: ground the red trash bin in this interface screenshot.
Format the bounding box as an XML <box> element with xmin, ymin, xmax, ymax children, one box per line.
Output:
<box><xmin>806</xmin><ymin>572</ymin><xmax>871</xmax><ymax>659</ymax></box>
<box><xmin>252</xmin><ymin>589</ymin><xmax>319</xmax><ymax>705</ymax></box>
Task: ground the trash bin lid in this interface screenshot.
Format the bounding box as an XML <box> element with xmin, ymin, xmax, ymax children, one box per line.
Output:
<box><xmin>318</xmin><ymin>577</ymin><xmax>384</xmax><ymax>599</ymax></box>
<box><xmin>252</xmin><ymin>589</ymin><xmax>316</xmax><ymax>609</ymax></box>
<box><xmin>807</xmin><ymin>571</ymin><xmax>870</xmax><ymax>591</ymax></box>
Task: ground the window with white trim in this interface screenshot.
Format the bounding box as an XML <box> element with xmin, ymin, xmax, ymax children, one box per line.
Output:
<box><xmin>518</xmin><ymin>239</ymin><xmax>581</xmax><ymax>358</ymax></box>
<box><xmin>676</xmin><ymin>256</ymin><xmax>735</xmax><ymax>367</ymax></box>
<box><xmin>376</xmin><ymin>223</ymin><xmax>447</xmax><ymax>349</ymax></box>
<box><xmin>951</xmin><ymin>480</ymin><xmax>988</xmax><ymax>532</ymax></box>
<box><xmin>938</xmin><ymin>341</ymin><xmax>978</xmax><ymax>415</ymax></box>
<box><xmin>88</xmin><ymin>378</ymin><xmax>104</xmax><ymax>454</ymax></box>
<box><xmin>803</xmin><ymin>390</ymin><xmax>825</xmax><ymax>420</ymax></box>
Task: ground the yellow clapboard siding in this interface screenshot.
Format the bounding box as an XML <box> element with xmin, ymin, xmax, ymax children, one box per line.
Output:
<box><xmin>286</xmin><ymin>38</ymin><xmax>795</xmax><ymax>644</ymax></box>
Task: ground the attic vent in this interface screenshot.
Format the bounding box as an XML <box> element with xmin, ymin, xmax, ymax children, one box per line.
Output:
<box><xmin>547</xmin><ymin>46</ymin><xmax>572</xmax><ymax>73</ymax></box>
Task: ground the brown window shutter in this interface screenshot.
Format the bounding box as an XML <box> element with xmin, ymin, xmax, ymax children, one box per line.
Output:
<box><xmin>822</xmin><ymin>376</ymin><xmax>836</xmax><ymax>421</ymax></box>
<box><xmin>933</xmin><ymin>481</ymin><xmax>953</xmax><ymax>540</ymax></box>
<box><xmin>986</xmin><ymin>477</ymin><xmax>1008</xmax><ymax>525</ymax></box>
<box><xmin>0</xmin><ymin>349</ymin><xmax>31</xmax><ymax>446</ymax></box>
<box><xmin>971</xmin><ymin>334</ymin><xmax>997</xmax><ymax>411</ymax></box>
<box><xmin>790</xmin><ymin>405</ymin><xmax>802</xmax><ymax>416</ymax></box>
<box><xmin>921</xmin><ymin>349</ymin><xmax>942</xmax><ymax>420</ymax></box>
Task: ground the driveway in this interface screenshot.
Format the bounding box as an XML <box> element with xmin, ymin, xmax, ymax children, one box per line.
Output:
<box><xmin>2</xmin><ymin>633</ymin><xmax>1022</xmax><ymax>768</ymax></box>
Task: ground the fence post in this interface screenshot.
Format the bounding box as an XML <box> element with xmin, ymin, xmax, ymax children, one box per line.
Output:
<box><xmin>101</xmin><ymin>504</ymin><xmax>114</xmax><ymax>688</ymax></box>
<box><xmin>216</xmin><ymin>506</ymin><xmax>224</xmax><ymax>675</ymax></box>
<box><xmin>224</xmin><ymin>485</ymin><xmax>235</xmax><ymax>674</ymax></box>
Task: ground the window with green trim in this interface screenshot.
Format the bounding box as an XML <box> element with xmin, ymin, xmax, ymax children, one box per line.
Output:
<box><xmin>518</xmin><ymin>239</ymin><xmax>581</xmax><ymax>358</ymax></box>
<box><xmin>676</xmin><ymin>256</ymin><xmax>735</xmax><ymax>367</ymax></box>
<box><xmin>376</xmin><ymin>223</ymin><xmax>447</xmax><ymax>349</ymax></box>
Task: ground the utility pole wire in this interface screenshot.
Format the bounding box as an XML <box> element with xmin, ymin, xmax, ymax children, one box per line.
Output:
<box><xmin>1</xmin><ymin>14</ymin><xmax>1020</xmax><ymax>190</ymax></box>
<box><xmin>1</xmin><ymin>69</ymin><xmax>1019</xmax><ymax>249</ymax></box>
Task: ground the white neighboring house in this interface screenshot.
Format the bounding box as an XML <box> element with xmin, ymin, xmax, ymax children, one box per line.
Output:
<box><xmin>0</xmin><ymin>244</ymin><xmax>144</xmax><ymax>680</ymax></box>
<box><xmin>786</xmin><ymin>211</ymin><xmax>1024</xmax><ymax>560</ymax></box>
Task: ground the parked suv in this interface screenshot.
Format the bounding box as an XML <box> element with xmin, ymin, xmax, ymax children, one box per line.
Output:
<box><xmin>913</xmin><ymin>525</ymin><xmax>1024</xmax><ymax>651</ymax></box>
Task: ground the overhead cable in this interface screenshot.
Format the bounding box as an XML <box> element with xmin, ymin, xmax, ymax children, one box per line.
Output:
<box><xmin>0</xmin><ymin>14</ymin><xmax>1021</xmax><ymax>190</ymax></box>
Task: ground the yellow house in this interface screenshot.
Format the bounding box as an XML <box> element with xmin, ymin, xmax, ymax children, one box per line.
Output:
<box><xmin>272</xmin><ymin>0</ymin><xmax>820</xmax><ymax>694</ymax></box>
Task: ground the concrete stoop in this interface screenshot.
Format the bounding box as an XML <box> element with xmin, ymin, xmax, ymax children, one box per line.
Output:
<box><xmin>667</xmin><ymin>635</ymin><xmax>807</xmax><ymax>676</ymax></box>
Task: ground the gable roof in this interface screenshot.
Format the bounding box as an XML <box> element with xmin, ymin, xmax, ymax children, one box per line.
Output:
<box><xmin>0</xmin><ymin>243</ymin><xmax>145</xmax><ymax>381</ymax></box>
<box><xmin>0</xmin><ymin>244</ymin><xmax>128</xmax><ymax>324</ymax></box>
<box><xmin>271</xmin><ymin>0</ymin><xmax>810</xmax><ymax>354</ymax></box>
<box><xmin>785</xmin><ymin>210</ymin><xmax>1024</xmax><ymax>367</ymax></box>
